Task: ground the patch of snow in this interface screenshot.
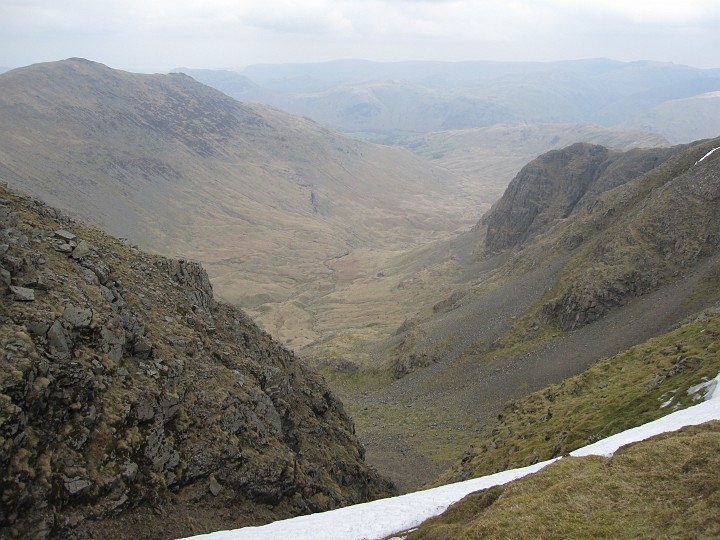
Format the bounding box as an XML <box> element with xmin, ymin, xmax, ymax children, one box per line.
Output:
<box><xmin>695</xmin><ymin>146</ymin><xmax>720</xmax><ymax>165</ymax></box>
<box><xmin>180</xmin><ymin>371</ymin><xmax>720</xmax><ymax>540</ymax></box>
<box><xmin>179</xmin><ymin>459</ymin><xmax>557</xmax><ymax>540</ymax></box>
<box><xmin>687</xmin><ymin>375</ymin><xmax>719</xmax><ymax>402</ymax></box>
<box><xmin>660</xmin><ymin>398</ymin><xmax>673</xmax><ymax>408</ymax></box>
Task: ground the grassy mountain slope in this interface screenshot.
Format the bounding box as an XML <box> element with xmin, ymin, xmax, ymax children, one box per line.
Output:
<box><xmin>302</xmin><ymin>137</ymin><xmax>720</xmax><ymax>490</ymax></box>
<box><xmin>0</xmin><ymin>184</ymin><xmax>394</xmax><ymax>539</ymax></box>
<box><xmin>434</xmin><ymin>306</ymin><xmax>720</xmax><ymax>484</ymax></box>
<box><xmin>0</xmin><ymin>59</ymin><xmax>474</xmax><ymax>345</ymax></box>
<box><xmin>398</xmin><ymin>421</ymin><xmax>720</xmax><ymax>540</ymax></box>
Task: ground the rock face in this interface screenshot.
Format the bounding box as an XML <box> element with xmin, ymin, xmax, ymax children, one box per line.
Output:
<box><xmin>0</xmin><ymin>186</ymin><xmax>395</xmax><ymax>539</ymax></box>
<box><xmin>482</xmin><ymin>143</ymin><xmax>678</xmax><ymax>253</ymax></box>
<box><xmin>536</xmin><ymin>139</ymin><xmax>720</xmax><ymax>331</ymax></box>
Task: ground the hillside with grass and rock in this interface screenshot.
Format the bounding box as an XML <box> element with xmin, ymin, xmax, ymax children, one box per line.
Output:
<box><xmin>3</xmin><ymin>57</ymin><xmax>719</xmax><ymax>503</ymax></box>
<box><xmin>0</xmin><ymin>184</ymin><xmax>395</xmax><ymax>539</ymax></box>
<box><xmin>300</xmin><ymin>136</ymin><xmax>720</xmax><ymax>490</ymax></box>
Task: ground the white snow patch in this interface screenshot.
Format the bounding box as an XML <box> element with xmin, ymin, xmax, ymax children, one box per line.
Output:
<box><xmin>179</xmin><ymin>459</ymin><xmax>557</xmax><ymax>540</ymax></box>
<box><xmin>695</xmin><ymin>146</ymin><xmax>720</xmax><ymax>165</ymax></box>
<box><xmin>687</xmin><ymin>375</ymin><xmax>719</xmax><ymax>402</ymax></box>
<box><xmin>660</xmin><ymin>398</ymin><xmax>673</xmax><ymax>408</ymax></box>
<box><xmin>180</xmin><ymin>371</ymin><xmax>720</xmax><ymax>540</ymax></box>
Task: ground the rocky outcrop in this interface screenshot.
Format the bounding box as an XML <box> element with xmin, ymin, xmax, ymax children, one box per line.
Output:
<box><xmin>481</xmin><ymin>143</ymin><xmax>677</xmax><ymax>253</ymax></box>
<box><xmin>0</xmin><ymin>186</ymin><xmax>395</xmax><ymax>539</ymax></box>
<box><xmin>537</xmin><ymin>139</ymin><xmax>720</xmax><ymax>331</ymax></box>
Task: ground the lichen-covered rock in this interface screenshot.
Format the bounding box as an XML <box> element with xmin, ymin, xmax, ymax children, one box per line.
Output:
<box><xmin>0</xmin><ymin>185</ymin><xmax>395</xmax><ymax>540</ymax></box>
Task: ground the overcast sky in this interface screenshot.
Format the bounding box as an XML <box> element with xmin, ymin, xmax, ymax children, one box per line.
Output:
<box><xmin>2</xmin><ymin>0</ymin><xmax>719</xmax><ymax>72</ymax></box>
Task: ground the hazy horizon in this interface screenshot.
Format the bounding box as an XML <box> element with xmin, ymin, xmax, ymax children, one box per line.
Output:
<box><xmin>2</xmin><ymin>0</ymin><xmax>719</xmax><ymax>73</ymax></box>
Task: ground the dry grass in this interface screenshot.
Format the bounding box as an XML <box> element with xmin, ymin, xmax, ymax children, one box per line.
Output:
<box><xmin>403</xmin><ymin>422</ymin><xmax>720</xmax><ymax>540</ymax></box>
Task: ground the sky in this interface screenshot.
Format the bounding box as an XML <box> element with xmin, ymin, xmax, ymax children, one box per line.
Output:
<box><xmin>2</xmin><ymin>0</ymin><xmax>720</xmax><ymax>73</ymax></box>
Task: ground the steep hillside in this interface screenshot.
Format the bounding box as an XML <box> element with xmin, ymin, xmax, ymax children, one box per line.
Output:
<box><xmin>390</xmin><ymin>137</ymin><xmax>719</xmax><ymax>371</ymax></box>
<box><xmin>0</xmin><ymin>58</ymin><xmax>473</xmax><ymax>344</ymax></box>
<box><xmin>301</xmin><ymin>137</ymin><xmax>720</xmax><ymax>490</ymax></box>
<box><xmin>404</xmin><ymin>306</ymin><xmax>720</xmax><ymax>538</ymax></box>
<box><xmin>0</xmin><ymin>185</ymin><xmax>394</xmax><ymax>539</ymax></box>
<box><xmin>482</xmin><ymin>142</ymin><xmax>679</xmax><ymax>252</ymax></box>
<box><xmin>434</xmin><ymin>306</ymin><xmax>720</xmax><ymax>484</ymax></box>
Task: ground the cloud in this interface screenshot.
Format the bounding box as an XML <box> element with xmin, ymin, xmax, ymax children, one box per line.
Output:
<box><xmin>0</xmin><ymin>0</ymin><xmax>718</xmax><ymax>70</ymax></box>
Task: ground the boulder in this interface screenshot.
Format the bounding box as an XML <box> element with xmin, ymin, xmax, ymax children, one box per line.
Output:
<box><xmin>71</xmin><ymin>240</ymin><xmax>92</xmax><ymax>259</ymax></box>
<box><xmin>63</xmin><ymin>305</ymin><xmax>93</xmax><ymax>328</ymax></box>
<box><xmin>54</xmin><ymin>229</ymin><xmax>76</xmax><ymax>242</ymax></box>
<box><xmin>9</xmin><ymin>286</ymin><xmax>34</xmax><ymax>302</ymax></box>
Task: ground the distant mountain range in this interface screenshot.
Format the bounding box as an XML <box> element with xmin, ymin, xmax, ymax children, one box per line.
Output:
<box><xmin>0</xmin><ymin>59</ymin><xmax>667</xmax><ymax>349</ymax></box>
<box><xmin>177</xmin><ymin>59</ymin><xmax>720</xmax><ymax>143</ymax></box>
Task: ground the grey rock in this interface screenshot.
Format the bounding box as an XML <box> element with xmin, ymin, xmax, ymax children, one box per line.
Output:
<box><xmin>135</xmin><ymin>397</ymin><xmax>155</xmax><ymax>423</ymax></box>
<box><xmin>161</xmin><ymin>393</ymin><xmax>180</xmax><ymax>420</ymax></box>
<box><xmin>84</xmin><ymin>405</ymin><xmax>98</xmax><ymax>426</ymax></box>
<box><xmin>80</xmin><ymin>268</ymin><xmax>99</xmax><ymax>285</ymax></box>
<box><xmin>63</xmin><ymin>305</ymin><xmax>93</xmax><ymax>328</ymax></box>
<box><xmin>99</xmin><ymin>285</ymin><xmax>115</xmax><ymax>303</ymax></box>
<box><xmin>9</xmin><ymin>286</ymin><xmax>34</xmax><ymax>302</ymax></box>
<box><xmin>100</xmin><ymin>325</ymin><xmax>125</xmax><ymax>363</ymax></box>
<box><xmin>55</xmin><ymin>243</ymin><xmax>74</xmax><ymax>254</ymax></box>
<box><xmin>133</xmin><ymin>336</ymin><xmax>152</xmax><ymax>358</ymax></box>
<box><xmin>0</xmin><ymin>207</ymin><xmax>17</xmax><ymax>228</ymax></box>
<box><xmin>209</xmin><ymin>477</ymin><xmax>222</xmax><ymax>497</ymax></box>
<box><xmin>123</xmin><ymin>461</ymin><xmax>139</xmax><ymax>482</ymax></box>
<box><xmin>63</xmin><ymin>476</ymin><xmax>92</xmax><ymax>497</ymax></box>
<box><xmin>81</xmin><ymin>260</ymin><xmax>111</xmax><ymax>285</ymax></box>
<box><xmin>145</xmin><ymin>424</ymin><xmax>179</xmax><ymax>473</ymax></box>
<box><xmin>26</xmin><ymin>321</ymin><xmax>50</xmax><ymax>337</ymax></box>
<box><xmin>71</xmin><ymin>240</ymin><xmax>92</xmax><ymax>259</ymax></box>
<box><xmin>54</xmin><ymin>229</ymin><xmax>76</xmax><ymax>242</ymax></box>
<box><xmin>47</xmin><ymin>320</ymin><xmax>70</xmax><ymax>358</ymax></box>
<box><xmin>3</xmin><ymin>254</ymin><xmax>24</xmax><ymax>275</ymax></box>
<box><xmin>0</xmin><ymin>267</ymin><xmax>10</xmax><ymax>288</ymax></box>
